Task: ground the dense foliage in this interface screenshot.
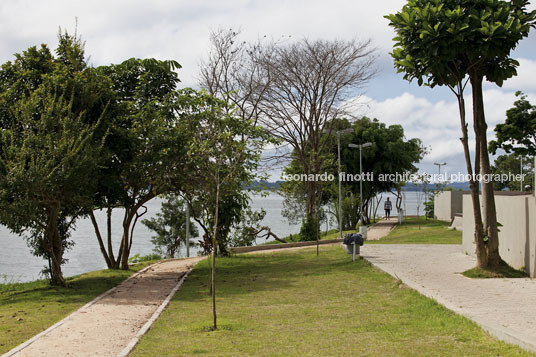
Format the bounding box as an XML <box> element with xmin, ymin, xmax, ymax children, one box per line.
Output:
<box><xmin>281</xmin><ymin>117</ymin><xmax>423</xmax><ymax>237</ymax></box>
<box><xmin>0</xmin><ymin>31</ymin><xmax>272</xmax><ymax>286</ymax></box>
<box><xmin>490</xmin><ymin>91</ymin><xmax>536</xmax><ymax>158</ymax></box>
<box><xmin>386</xmin><ymin>0</ymin><xmax>536</xmax><ymax>268</ymax></box>
<box><xmin>0</xmin><ymin>32</ymin><xmax>111</xmax><ymax>286</ymax></box>
<box><xmin>141</xmin><ymin>196</ymin><xmax>198</xmax><ymax>258</ymax></box>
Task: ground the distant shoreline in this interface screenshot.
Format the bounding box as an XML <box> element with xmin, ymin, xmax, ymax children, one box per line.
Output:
<box><xmin>248</xmin><ymin>180</ymin><xmax>472</xmax><ymax>192</ymax></box>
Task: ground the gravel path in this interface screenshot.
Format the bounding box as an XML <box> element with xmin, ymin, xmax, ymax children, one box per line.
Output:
<box><xmin>361</xmin><ymin>244</ymin><xmax>536</xmax><ymax>353</ymax></box>
<box><xmin>5</xmin><ymin>257</ymin><xmax>204</xmax><ymax>357</ymax></box>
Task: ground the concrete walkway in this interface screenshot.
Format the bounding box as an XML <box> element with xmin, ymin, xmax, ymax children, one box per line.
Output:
<box><xmin>366</xmin><ymin>217</ymin><xmax>398</xmax><ymax>240</ymax></box>
<box><xmin>4</xmin><ymin>257</ymin><xmax>204</xmax><ymax>357</ymax></box>
<box><xmin>361</xmin><ymin>244</ymin><xmax>536</xmax><ymax>353</ymax></box>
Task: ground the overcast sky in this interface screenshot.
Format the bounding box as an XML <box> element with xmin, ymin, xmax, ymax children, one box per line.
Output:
<box><xmin>1</xmin><ymin>0</ymin><xmax>535</xmax><ymax>180</ymax></box>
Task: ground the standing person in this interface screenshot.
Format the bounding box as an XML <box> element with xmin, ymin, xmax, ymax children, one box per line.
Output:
<box><xmin>384</xmin><ymin>197</ymin><xmax>392</xmax><ymax>219</ymax></box>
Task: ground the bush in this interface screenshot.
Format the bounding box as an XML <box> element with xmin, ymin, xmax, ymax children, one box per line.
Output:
<box><xmin>424</xmin><ymin>196</ymin><xmax>434</xmax><ymax>219</ymax></box>
<box><xmin>299</xmin><ymin>215</ymin><xmax>320</xmax><ymax>241</ymax></box>
<box><xmin>141</xmin><ymin>196</ymin><xmax>198</xmax><ymax>258</ymax></box>
<box><xmin>128</xmin><ymin>253</ymin><xmax>162</xmax><ymax>264</ymax></box>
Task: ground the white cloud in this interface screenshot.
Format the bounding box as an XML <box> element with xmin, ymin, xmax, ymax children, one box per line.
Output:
<box><xmin>0</xmin><ymin>0</ymin><xmax>410</xmax><ymax>87</ymax></box>
<box><xmin>347</xmin><ymin>88</ymin><xmax>536</xmax><ymax>174</ymax></box>
<box><xmin>501</xmin><ymin>58</ymin><xmax>536</xmax><ymax>92</ymax></box>
<box><xmin>0</xmin><ymin>0</ymin><xmax>534</xmax><ymax>176</ymax></box>
<box><xmin>1</xmin><ymin>0</ymin><xmax>534</xmax><ymax>93</ymax></box>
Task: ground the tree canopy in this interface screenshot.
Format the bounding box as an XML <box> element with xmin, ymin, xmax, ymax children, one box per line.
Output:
<box><xmin>491</xmin><ymin>153</ymin><xmax>534</xmax><ymax>191</ymax></box>
<box><xmin>281</xmin><ymin>117</ymin><xmax>423</xmax><ymax>232</ymax></box>
<box><xmin>89</xmin><ymin>57</ymin><xmax>187</xmax><ymax>270</ymax></box>
<box><xmin>0</xmin><ymin>32</ymin><xmax>110</xmax><ymax>286</ymax></box>
<box><xmin>385</xmin><ymin>0</ymin><xmax>536</xmax><ymax>268</ymax></box>
<box><xmin>386</xmin><ymin>0</ymin><xmax>535</xmax><ymax>88</ymax></box>
<box><xmin>490</xmin><ymin>91</ymin><xmax>536</xmax><ymax>157</ymax></box>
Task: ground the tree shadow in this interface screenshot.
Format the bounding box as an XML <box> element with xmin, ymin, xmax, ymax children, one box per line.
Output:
<box><xmin>175</xmin><ymin>248</ymin><xmax>368</xmax><ymax>302</ymax></box>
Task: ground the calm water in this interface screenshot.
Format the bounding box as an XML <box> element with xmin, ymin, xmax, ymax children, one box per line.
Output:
<box><xmin>0</xmin><ymin>191</ymin><xmax>423</xmax><ymax>282</ymax></box>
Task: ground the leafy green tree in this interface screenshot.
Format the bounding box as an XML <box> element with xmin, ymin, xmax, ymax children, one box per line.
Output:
<box><xmin>281</xmin><ymin>117</ymin><xmax>423</xmax><ymax>231</ymax></box>
<box><xmin>491</xmin><ymin>153</ymin><xmax>534</xmax><ymax>191</ymax></box>
<box><xmin>0</xmin><ymin>32</ymin><xmax>111</xmax><ymax>286</ymax></box>
<box><xmin>386</xmin><ymin>0</ymin><xmax>535</xmax><ymax>268</ymax></box>
<box><xmin>88</xmin><ymin>58</ymin><xmax>188</xmax><ymax>270</ymax></box>
<box><xmin>280</xmin><ymin>148</ymin><xmax>333</xmax><ymax>241</ymax></box>
<box><xmin>341</xmin><ymin>117</ymin><xmax>423</xmax><ymax>223</ymax></box>
<box><xmin>141</xmin><ymin>196</ymin><xmax>198</xmax><ymax>258</ymax></box>
<box><xmin>180</xmin><ymin>88</ymin><xmax>273</xmax><ymax>330</ymax></box>
<box><xmin>490</xmin><ymin>91</ymin><xmax>536</xmax><ymax>157</ymax></box>
<box><xmin>0</xmin><ymin>90</ymin><xmax>103</xmax><ymax>286</ymax></box>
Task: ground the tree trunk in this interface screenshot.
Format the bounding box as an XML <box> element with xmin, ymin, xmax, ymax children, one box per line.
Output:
<box><xmin>395</xmin><ymin>185</ymin><xmax>402</xmax><ymax>211</ymax></box>
<box><xmin>373</xmin><ymin>194</ymin><xmax>382</xmax><ymax>221</ymax></box>
<box><xmin>470</xmin><ymin>73</ymin><xmax>501</xmax><ymax>267</ymax></box>
<box><xmin>45</xmin><ymin>205</ymin><xmax>67</xmax><ymax>287</ymax></box>
<box><xmin>212</xmin><ymin>182</ymin><xmax>220</xmax><ymax>330</ymax></box>
<box><xmin>120</xmin><ymin>214</ymin><xmax>133</xmax><ymax>270</ymax></box>
<box><xmin>455</xmin><ymin>87</ymin><xmax>487</xmax><ymax>267</ymax></box>
<box><xmin>106</xmin><ymin>207</ymin><xmax>117</xmax><ymax>267</ymax></box>
<box><xmin>89</xmin><ymin>206</ymin><xmax>121</xmax><ymax>269</ymax></box>
<box><xmin>305</xmin><ymin>179</ymin><xmax>317</xmax><ymax>219</ymax></box>
<box><xmin>89</xmin><ymin>211</ymin><xmax>113</xmax><ymax>268</ymax></box>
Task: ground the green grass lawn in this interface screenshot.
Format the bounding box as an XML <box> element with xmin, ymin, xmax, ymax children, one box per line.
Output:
<box><xmin>320</xmin><ymin>229</ymin><xmax>358</xmax><ymax>240</ymax></box>
<box><xmin>367</xmin><ymin>217</ymin><xmax>462</xmax><ymax>245</ymax></box>
<box><xmin>264</xmin><ymin>217</ymin><xmax>460</xmax><ymax>245</ymax></box>
<box><xmin>0</xmin><ymin>262</ymin><xmax>155</xmax><ymax>354</ymax></box>
<box><xmin>131</xmin><ymin>246</ymin><xmax>530</xmax><ymax>356</ymax></box>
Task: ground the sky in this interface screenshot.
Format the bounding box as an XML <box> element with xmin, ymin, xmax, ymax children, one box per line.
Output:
<box><xmin>1</xmin><ymin>0</ymin><xmax>535</xmax><ymax>180</ymax></box>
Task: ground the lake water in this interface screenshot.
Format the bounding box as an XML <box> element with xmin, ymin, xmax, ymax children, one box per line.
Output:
<box><xmin>0</xmin><ymin>191</ymin><xmax>424</xmax><ymax>282</ymax></box>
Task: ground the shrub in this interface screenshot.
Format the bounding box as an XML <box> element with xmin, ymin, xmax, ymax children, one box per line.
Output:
<box><xmin>128</xmin><ymin>253</ymin><xmax>162</xmax><ymax>264</ymax></box>
<box><xmin>299</xmin><ymin>215</ymin><xmax>320</xmax><ymax>241</ymax></box>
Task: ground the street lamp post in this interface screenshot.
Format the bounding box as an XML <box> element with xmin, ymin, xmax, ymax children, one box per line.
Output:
<box><xmin>520</xmin><ymin>156</ymin><xmax>524</xmax><ymax>191</ymax></box>
<box><xmin>185</xmin><ymin>203</ymin><xmax>190</xmax><ymax>257</ymax></box>
<box><xmin>348</xmin><ymin>142</ymin><xmax>372</xmax><ymax>259</ymax></box>
<box><xmin>323</xmin><ymin>128</ymin><xmax>353</xmax><ymax>239</ymax></box>
<box><xmin>433</xmin><ymin>162</ymin><xmax>447</xmax><ymax>181</ymax></box>
<box><xmin>348</xmin><ymin>142</ymin><xmax>372</xmax><ymax>225</ymax></box>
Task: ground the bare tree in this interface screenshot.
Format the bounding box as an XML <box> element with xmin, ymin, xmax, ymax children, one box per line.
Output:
<box><xmin>200</xmin><ymin>30</ymin><xmax>377</xmax><ymax>229</ymax></box>
<box><xmin>199</xmin><ymin>29</ymin><xmax>270</xmax><ymax>125</ymax></box>
<box><xmin>256</xmin><ymin>39</ymin><xmax>377</xmax><ymax>220</ymax></box>
<box><xmin>199</xmin><ymin>28</ymin><xmax>291</xmax><ymax>175</ymax></box>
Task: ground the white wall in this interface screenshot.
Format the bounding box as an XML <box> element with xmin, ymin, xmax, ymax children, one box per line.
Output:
<box><xmin>462</xmin><ymin>193</ymin><xmax>536</xmax><ymax>277</ymax></box>
<box><xmin>435</xmin><ymin>191</ymin><xmax>465</xmax><ymax>222</ymax></box>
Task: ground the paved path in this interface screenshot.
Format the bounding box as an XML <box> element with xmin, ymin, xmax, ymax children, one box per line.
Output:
<box><xmin>5</xmin><ymin>257</ymin><xmax>204</xmax><ymax>357</ymax></box>
<box><xmin>361</xmin><ymin>244</ymin><xmax>536</xmax><ymax>353</ymax></box>
<box><xmin>366</xmin><ymin>218</ymin><xmax>398</xmax><ymax>240</ymax></box>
